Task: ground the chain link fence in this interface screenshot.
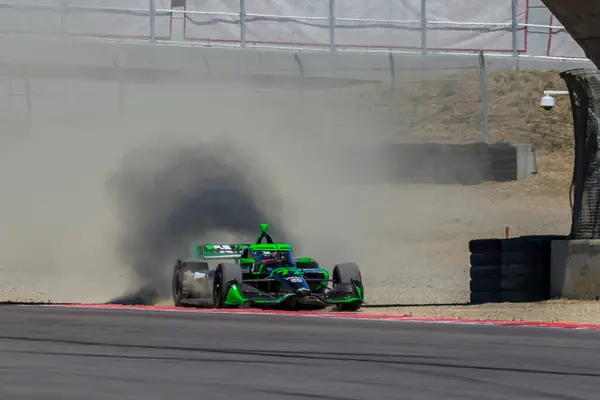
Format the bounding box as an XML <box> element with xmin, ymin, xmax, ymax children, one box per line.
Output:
<box><xmin>546</xmin><ymin>15</ymin><xmax>586</xmax><ymax>59</ymax></box>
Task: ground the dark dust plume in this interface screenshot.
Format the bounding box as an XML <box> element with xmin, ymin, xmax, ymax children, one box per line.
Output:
<box><xmin>105</xmin><ymin>142</ymin><xmax>292</xmax><ymax>305</ymax></box>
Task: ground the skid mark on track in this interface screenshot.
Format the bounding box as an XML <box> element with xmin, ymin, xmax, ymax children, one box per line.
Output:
<box><xmin>3</xmin><ymin>335</ymin><xmax>600</xmax><ymax>379</ymax></box>
<box><xmin>16</xmin><ymin>303</ymin><xmax>600</xmax><ymax>331</ymax></box>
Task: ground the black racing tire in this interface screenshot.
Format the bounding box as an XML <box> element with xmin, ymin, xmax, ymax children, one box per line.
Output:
<box><xmin>501</xmin><ymin>263</ymin><xmax>545</xmax><ymax>279</ymax></box>
<box><xmin>332</xmin><ymin>263</ymin><xmax>363</xmax><ymax>312</ymax></box>
<box><xmin>500</xmin><ymin>277</ymin><xmax>545</xmax><ymax>291</ymax></box>
<box><xmin>470</xmin><ymin>252</ymin><xmax>501</xmax><ymax>266</ymax></box>
<box><xmin>470</xmin><ymin>265</ymin><xmax>501</xmax><ymax>280</ymax></box>
<box><xmin>470</xmin><ymin>291</ymin><xmax>501</xmax><ymax>304</ymax></box>
<box><xmin>501</xmin><ymin>235</ymin><xmax>568</xmax><ymax>252</ymax></box>
<box><xmin>172</xmin><ymin>261</ymin><xmax>187</xmax><ymax>307</ymax></box>
<box><xmin>469</xmin><ymin>278</ymin><xmax>501</xmax><ymax>292</ymax></box>
<box><xmin>501</xmin><ymin>250</ymin><xmax>543</xmax><ymax>265</ymax></box>
<box><xmin>213</xmin><ymin>263</ymin><xmax>243</xmax><ymax>309</ymax></box>
<box><xmin>469</xmin><ymin>238</ymin><xmax>502</xmax><ymax>254</ymax></box>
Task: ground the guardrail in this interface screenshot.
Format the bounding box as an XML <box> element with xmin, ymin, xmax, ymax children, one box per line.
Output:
<box><xmin>0</xmin><ymin>0</ymin><xmax>588</xmax><ymax>60</ymax></box>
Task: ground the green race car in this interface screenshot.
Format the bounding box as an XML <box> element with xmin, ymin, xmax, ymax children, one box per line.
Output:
<box><xmin>171</xmin><ymin>224</ymin><xmax>364</xmax><ymax>311</ymax></box>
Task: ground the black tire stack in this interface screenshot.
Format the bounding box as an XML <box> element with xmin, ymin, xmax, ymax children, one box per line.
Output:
<box><xmin>469</xmin><ymin>235</ymin><xmax>565</xmax><ymax>304</ymax></box>
<box><xmin>489</xmin><ymin>144</ymin><xmax>518</xmax><ymax>182</ymax></box>
<box><xmin>469</xmin><ymin>238</ymin><xmax>503</xmax><ymax>304</ymax></box>
<box><xmin>499</xmin><ymin>236</ymin><xmax>550</xmax><ymax>303</ymax></box>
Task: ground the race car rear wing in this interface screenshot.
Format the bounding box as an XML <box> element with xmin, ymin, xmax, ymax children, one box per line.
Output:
<box><xmin>194</xmin><ymin>244</ymin><xmax>248</xmax><ymax>260</ymax></box>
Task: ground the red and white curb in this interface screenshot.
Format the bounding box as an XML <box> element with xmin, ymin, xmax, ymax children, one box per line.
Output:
<box><xmin>18</xmin><ymin>303</ymin><xmax>600</xmax><ymax>331</ymax></box>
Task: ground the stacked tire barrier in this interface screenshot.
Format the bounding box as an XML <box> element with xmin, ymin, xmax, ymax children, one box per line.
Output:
<box><xmin>489</xmin><ymin>144</ymin><xmax>519</xmax><ymax>182</ymax></box>
<box><xmin>348</xmin><ymin>142</ymin><xmax>536</xmax><ymax>185</ymax></box>
<box><xmin>469</xmin><ymin>235</ymin><xmax>567</xmax><ymax>304</ymax></box>
<box><xmin>469</xmin><ymin>238</ymin><xmax>503</xmax><ymax>303</ymax></box>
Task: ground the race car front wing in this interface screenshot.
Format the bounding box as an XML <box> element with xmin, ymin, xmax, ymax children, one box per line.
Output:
<box><xmin>223</xmin><ymin>280</ymin><xmax>363</xmax><ymax>309</ymax></box>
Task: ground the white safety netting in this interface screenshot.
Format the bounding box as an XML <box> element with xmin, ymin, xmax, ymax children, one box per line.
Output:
<box><xmin>183</xmin><ymin>0</ymin><xmax>527</xmax><ymax>51</ymax></box>
<box><xmin>0</xmin><ymin>0</ymin><xmax>172</xmax><ymax>39</ymax></box>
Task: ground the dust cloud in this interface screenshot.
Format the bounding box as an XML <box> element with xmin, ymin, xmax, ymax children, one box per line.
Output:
<box><xmin>104</xmin><ymin>81</ymin><xmax>401</xmax><ymax>304</ymax></box>
<box><xmin>0</xmin><ymin>39</ymin><xmax>569</xmax><ymax>307</ymax></box>
<box><xmin>0</xmin><ymin>40</ymin><xmax>401</xmax><ymax>304</ymax></box>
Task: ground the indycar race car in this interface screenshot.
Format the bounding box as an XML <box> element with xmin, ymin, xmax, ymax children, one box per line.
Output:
<box><xmin>171</xmin><ymin>224</ymin><xmax>364</xmax><ymax>311</ymax></box>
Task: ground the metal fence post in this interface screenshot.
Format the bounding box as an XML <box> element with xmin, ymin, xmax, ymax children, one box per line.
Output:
<box><xmin>389</xmin><ymin>52</ymin><xmax>396</xmax><ymax>97</ymax></box>
<box><xmin>114</xmin><ymin>54</ymin><xmax>124</xmax><ymax>115</ymax></box>
<box><xmin>329</xmin><ymin>0</ymin><xmax>336</xmax><ymax>51</ymax></box>
<box><xmin>511</xmin><ymin>0</ymin><xmax>518</xmax><ymax>68</ymax></box>
<box><xmin>149</xmin><ymin>0</ymin><xmax>156</xmax><ymax>43</ymax></box>
<box><xmin>479</xmin><ymin>51</ymin><xmax>490</xmax><ymax>143</ymax></box>
<box><xmin>240</xmin><ymin>0</ymin><xmax>246</xmax><ymax>47</ymax></box>
<box><xmin>25</xmin><ymin>77</ymin><xmax>32</xmax><ymax>116</ymax></box>
<box><xmin>420</xmin><ymin>0</ymin><xmax>427</xmax><ymax>53</ymax></box>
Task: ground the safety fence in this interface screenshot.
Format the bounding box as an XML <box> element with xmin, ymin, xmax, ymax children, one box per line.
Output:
<box><xmin>546</xmin><ymin>15</ymin><xmax>585</xmax><ymax>59</ymax></box>
<box><xmin>0</xmin><ymin>0</ymin><xmax>587</xmax><ymax>59</ymax></box>
<box><xmin>182</xmin><ymin>0</ymin><xmax>526</xmax><ymax>53</ymax></box>
<box><xmin>0</xmin><ymin>33</ymin><xmax>591</xmax><ymax>147</ymax></box>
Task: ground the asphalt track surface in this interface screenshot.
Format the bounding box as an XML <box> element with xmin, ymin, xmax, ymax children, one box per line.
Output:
<box><xmin>1</xmin><ymin>306</ymin><xmax>599</xmax><ymax>399</ymax></box>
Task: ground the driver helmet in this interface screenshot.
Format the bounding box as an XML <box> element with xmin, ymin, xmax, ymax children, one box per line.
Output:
<box><xmin>259</xmin><ymin>250</ymin><xmax>278</xmax><ymax>261</ymax></box>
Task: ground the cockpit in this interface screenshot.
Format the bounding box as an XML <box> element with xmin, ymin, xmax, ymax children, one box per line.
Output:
<box><xmin>251</xmin><ymin>249</ymin><xmax>295</xmax><ymax>266</ymax></box>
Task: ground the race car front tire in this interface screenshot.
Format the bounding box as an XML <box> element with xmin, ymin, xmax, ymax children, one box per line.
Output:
<box><xmin>213</xmin><ymin>263</ymin><xmax>243</xmax><ymax>308</ymax></box>
<box><xmin>332</xmin><ymin>263</ymin><xmax>363</xmax><ymax>312</ymax></box>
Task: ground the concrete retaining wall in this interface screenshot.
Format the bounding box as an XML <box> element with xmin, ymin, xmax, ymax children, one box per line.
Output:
<box><xmin>0</xmin><ymin>35</ymin><xmax>595</xmax><ymax>86</ymax></box>
<box><xmin>551</xmin><ymin>239</ymin><xmax>600</xmax><ymax>300</ymax></box>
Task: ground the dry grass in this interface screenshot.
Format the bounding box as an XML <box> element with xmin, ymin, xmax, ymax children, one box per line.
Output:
<box><xmin>482</xmin><ymin>152</ymin><xmax>574</xmax><ymax>199</ymax></box>
<box><xmin>342</xmin><ymin>69</ymin><xmax>576</xmax><ymax>199</ymax></box>
<box><xmin>354</xmin><ymin>69</ymin><xmax>574</xmax><ymax>153</ymax></box>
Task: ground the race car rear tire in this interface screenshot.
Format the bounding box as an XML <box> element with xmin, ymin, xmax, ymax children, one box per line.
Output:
<box><xmin>172</xmin><ymin>261</ymin><xmax>211</xmax><ymax>306</ymax></box>
<box><xmin>213</xmin><ymin>263</ymin><xmax>243</xmax><ymax>309</ymax></box>
<box><xmin>332</xmin><ymin>263</ymin><xmax>363</xmax><ymax>312</ymax></box>
<box><xmin>172</xmin><ymin>262</ymin><xmax>187</xmax><ymax>307</ymax></box>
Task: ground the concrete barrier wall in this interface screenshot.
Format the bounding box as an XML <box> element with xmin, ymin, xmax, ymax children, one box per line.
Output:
<box><xmin>551</xmin><ymin>239</ymin><xmax>600</xmax><ymax>300</ymax></box>
<box><xmin>0</xmin><ymin>35</ymin><xmax>595</xmax><ymax>85</ymax></box>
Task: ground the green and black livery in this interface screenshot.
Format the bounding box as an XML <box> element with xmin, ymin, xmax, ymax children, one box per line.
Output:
<box><xmin>172</xmin><ymin>224</ymin><xmax>364</xmax><ymax>311</ymax></box>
